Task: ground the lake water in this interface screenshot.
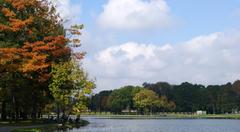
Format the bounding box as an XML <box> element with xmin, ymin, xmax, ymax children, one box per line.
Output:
<box><xmin>70</xmin><ymin>117</ymin><xmax>240</xmax><ymax>132</ymax></box>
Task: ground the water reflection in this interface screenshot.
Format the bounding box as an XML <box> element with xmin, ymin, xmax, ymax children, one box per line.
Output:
<box><xmin>70</xmin><ymin>117</ymin><xmax>240</xmax><ymax>132</ymax></box>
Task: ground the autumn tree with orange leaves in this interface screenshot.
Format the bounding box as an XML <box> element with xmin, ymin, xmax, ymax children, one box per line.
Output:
<box><xmin>0</xmin><ymin>0</ymin><xmax>93</xmax><ymax>122</ymax></box>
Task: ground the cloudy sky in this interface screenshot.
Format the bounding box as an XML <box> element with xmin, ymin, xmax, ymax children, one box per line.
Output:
<box><xmin>54</xmin><ymin>0</ymin><xmax>240</xmax><ymax>92</ymax></box>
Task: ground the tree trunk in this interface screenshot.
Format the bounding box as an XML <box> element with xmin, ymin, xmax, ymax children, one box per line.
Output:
<box><xmin>31</xmin><ymin>106</ymin><xmax>37</xmax><ymax>122</ymax></box>
<box><xmin>213</xmin><ymin>105</ymin><xmax>215</xmax><ymax>114</ymax></box>
<box><xmin>38</xmin><ymin>110</ymin><xmax>41</xmax><ymax>118</ymax></box>
<box><xmin>31</xmin><ymin>96</ymin><xmax>37</xmax><ymax>122</ymax></box>
<box><xmin>1</xmin><ymin>101</ymin><xmax>6</xmax><ymax>120</ymax></box>
<box><xmin>15</xmin><ymin>105</ymin><xmax>19</xmax><ymax>123</ymax></box>
<box><xmin>57</xmin><ymin>104</ymin><xmax>60</xmax><ymax>123</ymax></box>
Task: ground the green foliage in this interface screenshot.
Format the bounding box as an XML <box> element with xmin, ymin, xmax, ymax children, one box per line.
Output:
<box><xmin>89</xmin><ymin>90</ymin><xmax>112</xmax><ymax>112</ymax></box>
<box><xmin>107</xmin><ymin>86</ymin><xmax>142</xmax><ymax>113</ymax></box>
<box><xmin>49</xmin><ymin>60</ymin><xmax>95</xmax><ymax>116</ymax></box>
<box><xmin>134</xmin><ymin>89</ymin><xmax>159</xmax><ymax>113</ymax></box>
<box><xmin>90</xmin><ymin>80</ymin><xmax>240</xmax><ymax>115</ymax></box>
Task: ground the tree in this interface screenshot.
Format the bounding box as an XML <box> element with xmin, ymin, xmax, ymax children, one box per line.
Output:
<box><xmin>171</xmin><ymin>82</ymin><xmax>205</xmax><ymax>112</ymax></box>
<box><xmin>89</xmin><ymin>90</ymin><xmax>112</xmax><ymax>113</ymax></box>
<box><xmin>133</xmin><ymin>89</ymin><xmax>175</xmax><ymax>114</ymax></box>
<box><xmin>233</xmin><ymin>80</ymin><xmax>240</xmax><ymax>95</ymax></box>
<box><xmin>157</xmin><ymin>96</ymin><xmax>176</xmax><ymax>112</ymax></box>
<box><xmin>107</xmin><ymin>86</ymin><xmax>142</xmax><ymax>113</ymax></box>
<box><xmin>49</xmin><ymin>60</ymin><xmax>95</xmax><ymax>123</ymax></box>
<box><xmin>0</xmin><ymin>0</ymin><xmax>92</xmax><ymax>123</ymax></box>
<box><xmin>134</xmin><ymin>89</ymin><xmax>159</xmax><ymax>114</ymax></box>
<box><xmin>0</xmin><ymin>0</ymin><xmax>70</xmax><ymax>121</ymax></box>
<box><xmin>143</xmin><ymin>82</ymin><xmax>172</xmax><ymax>98</ymax></box>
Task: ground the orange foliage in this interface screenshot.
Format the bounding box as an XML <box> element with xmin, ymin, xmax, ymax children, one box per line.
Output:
<box><xmin>9</xmin><ymin>17</ymin><xmax>33</xmax><ymax>32</ymax></box>
<box><xmin>20</xmin><ymin>36</ymin><xmax>71</xmax><ymax>81</ymax></box>
<box><xmin>5</xmin><ymin>0</ymin><xmax>37</xmax><ymax>10</ymax></box>
<box><xmin>0</xmin><ymin>35</ymin><xmax>71</xmax><ymax>82</ymax></box>
<box><xmin>0</xmin><ymin>1</ymin><xmax>35</xmax><ymax>32</ymax></box>
<box><xmin>2</xmin><ymin>7</ymin><xmax>16</xmax><ymax>17</ymax></box>
<box><xmin>0</xmin><ymin>24</ymin><xmax>12</xmax><ymax>31</ymax></box>
<box><xmin>0</xmin><ymin>48</ymin><xmax>21</xmax><ymax>64</ymax></box>
<box><xmin>0</xmin><ymin>0</ymin><xmax>83</xmax><ymax>82</ymax></box>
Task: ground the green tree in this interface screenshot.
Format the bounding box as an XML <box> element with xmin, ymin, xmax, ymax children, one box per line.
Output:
<box><xmin>134</xmin><ymin>89</ymin><xmax>159</xmax><ymax>114</ymax></box>
<box><xmin>49</xmin><ymin>60</ymin><xmax>95</xmax><ymax>123</ymax></box>
<box><xmin>89</xmin><ymin>90</ymin><xmax>112</xmax><ymax>113</ymax></box>
<box><xmin>157</xmin><ymin>96</ymin><xmax>176</xmax><ymax>112</ymax></box>
<box><xmin>107</xmin><ymin>86</ymin><xmax>142</xmax><ymax>113</ymax></box>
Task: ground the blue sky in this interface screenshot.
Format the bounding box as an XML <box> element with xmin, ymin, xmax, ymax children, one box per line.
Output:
<box><xmin>79</xmin><ymin>0</ymin><xmax>240</xmax><ymax>44</ymax></box>
<box><xmin>56</xmin><ymin>0</ymin><xmax>240</xmax><ymax>92</ymax></box>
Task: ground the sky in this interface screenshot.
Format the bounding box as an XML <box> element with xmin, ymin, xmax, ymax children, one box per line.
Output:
<box><xmin>54</xmin><ymin>0</ymin><xmax>240</xmax><ymax>92</ymax></box>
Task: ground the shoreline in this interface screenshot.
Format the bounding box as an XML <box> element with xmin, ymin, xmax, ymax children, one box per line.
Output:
<box><xmin>0</xmin><ymin>119</ymin><xmax>89</xmax><ymax>132</ymax></box>
<box><xmin>81</xmin><ymin>114</ymin><xmax>240</xmax><ymax>120</ymax></box>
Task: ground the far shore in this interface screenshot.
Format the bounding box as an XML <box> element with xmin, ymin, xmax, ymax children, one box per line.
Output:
<box><xmin>81</xmin><ymin>113</ymin><xmax>240</xmax><ymax>120</ymax></box>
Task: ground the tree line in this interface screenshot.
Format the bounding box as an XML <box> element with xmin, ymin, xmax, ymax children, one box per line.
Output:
<box><xmin>0</xmin><ymin>0</ymin><xmax>94</xmax><ymax>123</ymax></box>
<box><xmin>89</xmin><ymin>81</ymin><xmax>240</xmax><ymax>114</ymax></box>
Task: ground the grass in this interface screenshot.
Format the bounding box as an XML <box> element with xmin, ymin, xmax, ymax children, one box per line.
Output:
<box><xmin>10</xmin><ymin>125</ymin><xmax>58</xmax><ymax>132</ymax></box>
<box><xmin>2</xmin><ymin>119</ymin><xmax>90</xmax><ymax>132</ymax></box>
<box><xmin>166</xmin><ymin>113</ymin><xmax>240</xmax><ymax>119</ymax></box>
<box><xmin>9</xmin><ymin>122</ymin><xmax>89</xmax><ymax>132</ymax></box>
<box><xmin>11</xmin><ymin>128</ymin><xmax>42</xmax><ymax>132</ymax></box>
<box><xmin>0</xmin><ymin>120</ymin><xmax>44</xmax><ymax>126</ymax></box>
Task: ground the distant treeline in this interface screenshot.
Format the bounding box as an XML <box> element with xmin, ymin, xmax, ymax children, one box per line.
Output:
<box><xmin>88</xmin><ymin>80</ymin><xmax>240</xmax><ymax>114</ymax></box>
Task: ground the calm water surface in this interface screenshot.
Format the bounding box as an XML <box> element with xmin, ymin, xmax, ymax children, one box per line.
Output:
<box><xmin>71</xmin><ymin>117</ymin><xmax>240</xmax><ymax>132</ymax></box>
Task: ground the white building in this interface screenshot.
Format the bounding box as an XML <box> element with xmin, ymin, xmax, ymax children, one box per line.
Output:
<box><xmin>196</xmin><ymin>110</ymin><xmax>207</xmax><ymax>115</ymax></box>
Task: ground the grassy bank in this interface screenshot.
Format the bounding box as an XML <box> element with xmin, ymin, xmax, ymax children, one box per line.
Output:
<box><xmin>0</xmin><ymin>119</ymin><xmax>47</xmax><ymax>126</ymax></box>
<box><xmin>10</xmin><ymin>120</ymin><xmax>89</xmax><ymax>132</ymax></box>
<box><xmin>11</xmin><ymin>125</ymin><xmax>57</xmax><ymax>132</ymax></box>
<box><xmin>0</xmin><ymin>119</ymin><xmax>89</xmax><ymax>132</ymax></box>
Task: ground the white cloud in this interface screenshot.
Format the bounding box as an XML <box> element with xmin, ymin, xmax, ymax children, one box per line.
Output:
<box><xmin>52</xmin><ymin>0</ymin><xmax>81</xmax><ymax>25</ymax></box>
<box><xmin>98</xmin><ymin>0</ymin><xmax>172</xmax><ymax>30</ymax></box>
<box><xmin>84</xmin><ymin>31</ymin><xmax>240</xmax><ymax>91</ymax></box>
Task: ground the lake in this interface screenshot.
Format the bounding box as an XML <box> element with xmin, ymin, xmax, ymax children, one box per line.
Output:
<box><xmin>70</xmin><ymin>117</ymin><xmax>240</xmax><ymax>132</ymax></box>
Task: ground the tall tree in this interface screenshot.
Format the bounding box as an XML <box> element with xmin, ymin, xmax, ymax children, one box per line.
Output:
<box><xmin>0</xmin><ymin>0</ymin><xmax>91</xmax><ymax>122</ymax></box>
